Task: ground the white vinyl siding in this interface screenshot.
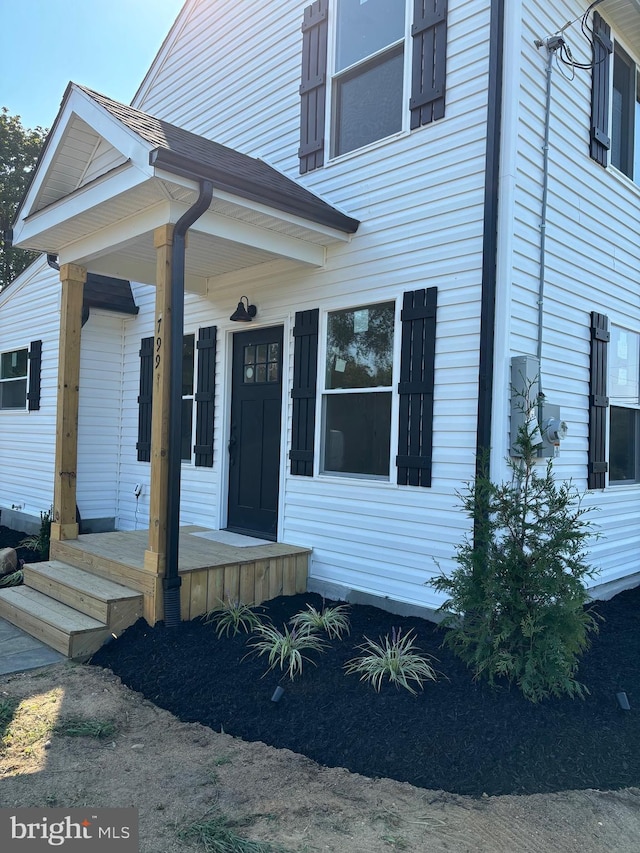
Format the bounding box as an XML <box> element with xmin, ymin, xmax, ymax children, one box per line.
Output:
<box><xmin>501</xmin><ymin>0</ymin><xmax>640</xmax><ymax>594</ymax></box>
<box><xmin>0</xmin><ymin>259</ymin><xmax>59</xmax><ymax>519</ymax></box>
<box><xmin>116</xmin><ymin>0</ymin><xmax>490</xmax><ymax>608</ymax></box>
<box><xmin>76</xmin><ymin>310</ymin><xmax>127</xmax><ymax>523</ymax></box>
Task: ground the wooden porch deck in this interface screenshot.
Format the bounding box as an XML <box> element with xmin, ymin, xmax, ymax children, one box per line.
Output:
<box><xmin>50</xmin><ymin>526</ymin><xmax>311</xmax><ymax>625</ymax></box>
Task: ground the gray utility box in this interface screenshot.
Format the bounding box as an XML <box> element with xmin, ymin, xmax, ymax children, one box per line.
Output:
<box><xmin>510</xmin><ymin>355</ymin><xmax>567</xmax><ymax>457</ymax></box>
<box><xmin>510</xmin><ymin>355</ymin><xmax>540</xmax><ymax>455</ymax></box>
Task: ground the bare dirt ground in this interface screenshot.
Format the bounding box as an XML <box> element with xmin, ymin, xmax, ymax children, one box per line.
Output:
<box><xmin>1</xmin><ymin>662</ymin><xmax>639</xmax><ymax>852</ymax></box>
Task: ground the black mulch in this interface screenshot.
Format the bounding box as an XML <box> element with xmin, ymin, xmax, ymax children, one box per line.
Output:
<box><xmin>0</xmin><ymin>525</ymin><xmax>44</xmax><ymax>566</ymax></box>
<box><xmin>89</xmin><ymin>585</ymin><xmax>640</xmax><ymax>797</ymax></box>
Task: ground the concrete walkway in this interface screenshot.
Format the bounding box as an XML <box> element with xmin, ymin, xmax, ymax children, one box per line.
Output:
<box><xmin>0</xmin><ymin>617</ymin><xmax>64</xmax><ymax>675</ymax></box>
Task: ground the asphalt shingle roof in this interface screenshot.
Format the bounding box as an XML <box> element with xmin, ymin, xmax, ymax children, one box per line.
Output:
<box><xmin>78</xmin><ymin>85</ymin><xmax>359</xmax><ymax>234</ymax></box>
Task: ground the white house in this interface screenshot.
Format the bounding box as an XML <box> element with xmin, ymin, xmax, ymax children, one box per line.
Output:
<box><xmin>1</xmin><ymin>0</ymin><xmax>639</xmax><ymax>637</ymax></box>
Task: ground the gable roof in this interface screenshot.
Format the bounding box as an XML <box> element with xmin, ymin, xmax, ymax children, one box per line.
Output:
<box><xmin>77</xmin><ymin>86</ymin><xmax>359</xmax><ymax>234</ymax></box>
<box><xmin>11</xmin><ymin>83</ymin><xmax>358</xmax><ymax>289</ymax></box>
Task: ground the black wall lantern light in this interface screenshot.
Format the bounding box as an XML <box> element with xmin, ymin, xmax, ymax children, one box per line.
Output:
<box><xmin>230</xmin><ymin>295</ymin><xmax>257</xmax><ymax>322</ymax></box>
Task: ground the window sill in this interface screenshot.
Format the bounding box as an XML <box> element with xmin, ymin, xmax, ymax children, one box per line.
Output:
<box><xmin>317</xmin><ymin>471</ymin><xmax>392</xmax><ymax>485</ymax></box>
<box><xmin>326</xmin><ymin>127</ymin><xmax>410</xmax><ymax>169</ymax></box>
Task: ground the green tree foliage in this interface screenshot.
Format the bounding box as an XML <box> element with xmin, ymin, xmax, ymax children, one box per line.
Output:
<box><xmin>0</xmin><ymin>108</ymin><xmax>47</xmax><ymax>290</ymax></box>
<box><xmin>432</xmin><ymin>421</ymin><xmax>601</xmax><ymax>702</ymax></box>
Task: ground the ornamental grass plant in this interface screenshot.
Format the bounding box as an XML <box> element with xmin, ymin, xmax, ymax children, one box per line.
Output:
<box><xmin>248</xmin><ymin>622</ymin><xmax>328</xmax><ymax>681</ymax></box>
<box><xmin>206</xmin><ymin>598</ymin><xmax>265</xmax><ymax>638</ymax></box>
<box><xmin>344</xmin><ymin>627</ymin><xmax>438</xmax><ymax>694</ymax></box>
<box><xmin>289</xmin><ymin>602</ymin><xmax>351</xmax><ymax>639</ymax></box>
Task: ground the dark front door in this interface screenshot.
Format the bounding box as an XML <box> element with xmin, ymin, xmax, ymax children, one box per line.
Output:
<box><xmin>227</xmin><ymin>326</ymin><xmax>284</xmax><ymax>540</ymax></box>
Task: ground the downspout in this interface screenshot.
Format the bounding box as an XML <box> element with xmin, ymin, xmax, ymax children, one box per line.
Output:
<box><xmin>164</xmin><ymin>180</ymin><xmax>214</xmax><ymax>626</ymax></box>
<box><xmin>476</xmin><ymin>0</ymin><xmax>505</xmax><ymax>466</ymax></box>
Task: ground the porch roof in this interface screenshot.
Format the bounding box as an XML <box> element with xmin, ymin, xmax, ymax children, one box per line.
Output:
<box><xmin>12</xmin><ymin>84</ymin><xmax>359</xmax><ymax>293</ymax></box>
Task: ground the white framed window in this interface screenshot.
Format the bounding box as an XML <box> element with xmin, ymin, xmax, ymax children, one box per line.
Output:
<box><xmin>321</xmin><ymin>300</ymin><xmax>395</xmax><ymax>478</ymax></box>
<box><xmin>0</xmin><ymin>348</ymin><xmax>28</xmax><ymax>410</ymax></box>
<box><xmin>608</xmin><ymin>325</ymin><xmax>640</xmax><ymax>483</ymax></box>
<box><xmin>330</xmin><ymin>0</ymin><xmax>409</xmax><ymax>157</ymax></box>
<box><xmin>181</xmin><ymin>334</ymin><xmax>195</xmax><ymax>461</ymax></box>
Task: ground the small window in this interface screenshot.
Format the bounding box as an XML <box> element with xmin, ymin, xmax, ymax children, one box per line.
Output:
<box><xmin>0</xmin><ymin>349</ymin><xmax>28</xmax><ymax>410</ymax></box>
<box><xmin>608</xmin><ymin>326</ymin><xmax>640</xmax><ymax>484</ymax></box>
<box><xmin>332</xmin><ymin>0</ymin><xmax>407</xmax><ymax>156</ymax></box>
<box><xmin>612</xmin><ymin>44</ymin><xmax>635</xmax><ymax>179</ymax></box>
<box><xmin>322</xmin><ymin>301</ymin><xmax>394</xmax><ymax>477</ymax></box>
<box><xmin>181</xmin><ymin>334</ymin><xmax>195</xmax><ymax>461</ymax></box>
<box><xmin>609</xmin><ymin>42</ymin><xmax>640</xmax><ymax>184</ymax></box>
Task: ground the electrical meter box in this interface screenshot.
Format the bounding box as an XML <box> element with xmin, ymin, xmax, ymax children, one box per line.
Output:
<box><xmin>510</xmin><ymin>355</ymin><xmax>540</xmax><ymax>455</ymax></box>
<box><xmin>538</xmin><ymin>401</ymin><xmax>568</xmax><ymax>458</ymax></box>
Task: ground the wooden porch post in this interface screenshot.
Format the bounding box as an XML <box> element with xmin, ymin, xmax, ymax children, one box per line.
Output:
<box><xmin>144</xmin><ymin>225</ymin><xmax>174</xmax><ymax>603</ymax></box>
<box><xmin>50</xmin><ymin>263</ymin><xmax>86</xmax><ymax>542</ymax></box>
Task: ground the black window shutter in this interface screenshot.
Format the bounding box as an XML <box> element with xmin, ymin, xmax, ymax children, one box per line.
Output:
<box><xmin>194</xmin><ymin>325</ymin><xmax>217</xmax><ymax>468</ymax></box>
<box><xmin>299</xmin><ymin>0</ymin><xmax>328</xmax><ymax>174</ymax></box>
<box><xmin>589</xmin><ymin>312</ymin><xmax>609</xmax><ymax>489</ymax></box>
<box><xmin>27</xmin><ymin>339</ymin><xmax>42</xmax><ymax>411</ymax></box>
<box><xmin>397</xmin><ymin>287</ymin><xmax>437</xmax><ymax>487</ymax></box>
<box><xmin>290</xmin><ymin>309</ymin><xmax>319</xmax><ymax>475</ymax></box>
<box><xmin>590</xmin><ymin>11</ymin><xmax>612</xmax><ymax>166</ymax></box>
<box><xmin>136</xmin><ymin>336</ymin><xmax>154</xmax><ymax>463</ymax></box>
<box><xmin>410</xmin><ymin>0</ymin><xmax>448</xmax><ymax>129</ymax></box>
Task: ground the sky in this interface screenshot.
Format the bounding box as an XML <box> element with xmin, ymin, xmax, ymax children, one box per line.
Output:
<box><xmin>0</xmin><ymin>0</ymin><xmax>186</xmax><ymax>131</ymax></box>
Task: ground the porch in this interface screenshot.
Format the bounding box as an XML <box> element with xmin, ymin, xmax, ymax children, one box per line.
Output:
<box><xmin>49</xmin><ymin>526</ymin><xmax>310</xmax><ymax>624</ymax></box>
<box><xmin>0</xmin><ymin>528</ymin><xmax>310</xmax><ymax>660</ymax></box>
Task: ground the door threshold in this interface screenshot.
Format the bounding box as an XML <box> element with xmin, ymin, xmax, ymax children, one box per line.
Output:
<box><xmin>224</xmin><ymin>526</ymin><xmax>276</xmax><ymax>543</ymax></box>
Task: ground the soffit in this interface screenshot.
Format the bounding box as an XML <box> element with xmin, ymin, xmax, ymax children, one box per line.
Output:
<box><xmin>600</xmin><ymin>0</ymin><xmax>640</xmax><ymax>51</ymax></box>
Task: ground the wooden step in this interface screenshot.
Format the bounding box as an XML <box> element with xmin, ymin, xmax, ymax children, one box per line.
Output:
<box><xmin>0</xmin><ymin>587</ymin><xmax>113</xmax><ymax>660</ymax></box>
<box><xmin>23</xmin><ymin>561</ymin><xmax>142</xmax><ymax>630</ymax></box>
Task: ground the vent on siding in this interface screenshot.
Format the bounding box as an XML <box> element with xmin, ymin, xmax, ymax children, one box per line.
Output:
<box><xmin>290</xmin><ymin>309</ymin><xmax>319</xmax><ymax>475</ymax></box>
<box><xmin>299</xmin><ymin>0</ymin><xmax>328</xmax><ymax>174</ymax></box>
<box><xmin>136</xmin><ymin>336</ymin><xmax>154</xmax><ymax>463</ymax></box>
<box><xmin>410</xmin><ymin>0</ymin><xmax>448</xmax><ymax>129</ymax></box>
<box><xmin>589</xmin><ymin>312</ymin><xmax>609</xmax><ymax>489</ymax></box>
<box><xmin>194</xmin><ymin>325</ymin><xmax>217</xmax><ymax>467</ymax></box>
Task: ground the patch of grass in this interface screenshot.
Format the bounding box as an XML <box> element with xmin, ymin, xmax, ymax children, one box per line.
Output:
<box><xmin>381</xmin><ymin>835</ymin><xmax>409</xmax><ymax>850</ymax></box>
<box><xmin>53</xmin><ymin>717</ymin><xmax>117</xmax><ymax>739</ymax></box>
<box><xmin>176</xmin><ymin>812</ymin><xmax>290</xmax><ymax>852</ymax></box>
<box><xmin>1</xmin><ymin>689</ymin><xmax>64</xmax><ymax>757</ymax></box>
<box><xmin>0</xmin><ymin>697</ymin><xmax>18</xmax><ymax>739</ymax></box>
<box><xmin>345</xmin><ymin>628</ymin><xmax>438</xmax><ymax>695</ymax></box>
<box><xmin>289</xmin><ymin>603</ymin><xmax>350</xmax><ymax>640</ymax></box>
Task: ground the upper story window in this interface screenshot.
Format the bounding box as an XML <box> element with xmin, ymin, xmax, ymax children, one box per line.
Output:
<box><xmin>0</xmin><ymin>348</ymin><xmax>28</xmax><ymax>410</ymax></box>
<box><xmin>299</xmin><ymin>0</ymin><xmax>448</xmax><ymax>173</ymax></box>
<box><xmin>590</xmin><ymin>12</ymin><xmax>640</xmax><ymax>183</ymax></box>
<box><xmin>332</xmin><ymin>0</ymin><xmax>406</xmax><ymax>157</ymax></box>
<box><xmin>611</xmin><ymin>44</ymin><xmax>640</xmax><ymax>182</ymax></box>
<box><xmin>608</xmin><ymin>325</ymin><xmax>640</xmax><ymax>484</ymax></box>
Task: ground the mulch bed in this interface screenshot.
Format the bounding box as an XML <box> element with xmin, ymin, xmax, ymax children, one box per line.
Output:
<box><xmin>90</xmin><ymin>585</ymin><xmax>640</xmax><ymax>797</ymax></box>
